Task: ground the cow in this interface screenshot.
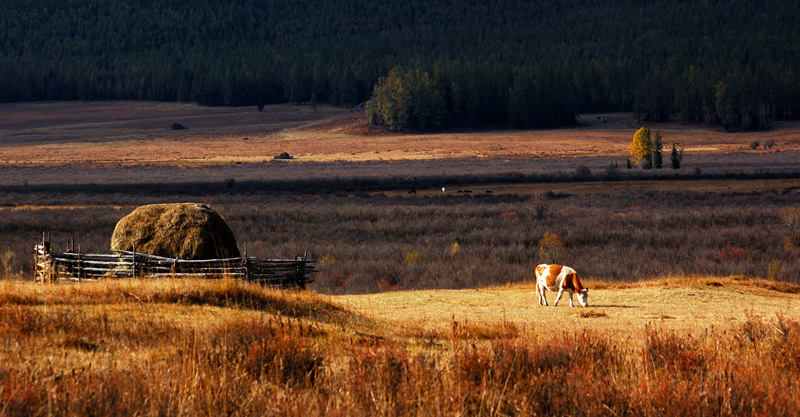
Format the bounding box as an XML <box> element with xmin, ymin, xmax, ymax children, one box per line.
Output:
<box><xmin>535</xmin><ymin>264</ymin><xmax>589</xmax><ymax>307</ymax></box>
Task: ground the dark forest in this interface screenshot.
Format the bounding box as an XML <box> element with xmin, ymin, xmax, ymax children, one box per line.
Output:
<box><xmin>2</xmin><ymin>0</ymin><xmax>799</xmax><ymax>129</ymax></box>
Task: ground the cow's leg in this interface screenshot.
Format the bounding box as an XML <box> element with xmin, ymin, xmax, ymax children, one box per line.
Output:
<box><xmin>553</xmin><ymin>288</ymin><xmax>564</xmax><ymax>306</ymax></box>
<box><xmin>536</xmin><ymin>283</ymin><xmax>543</xmax><ymax>305</ymax></box>
<box><xmin>539</xmin><ymin>283</ymin><xmax>548</xmax><ymax>306</ymax></box>
<box><xmin>568</xmin><ymin>292</ymin><xmax>574</xmax><ymax>307</ymax></box>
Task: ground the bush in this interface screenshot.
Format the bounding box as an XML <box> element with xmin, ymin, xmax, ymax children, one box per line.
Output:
<box><xmin>574</xmin><ymin>165</ymin><xmax>591</xmax><ymax>178</ymax></box>
<box><xmin>638</xmin><ymin>159</ymin><xmax>652</xmax><ymax>170</ymax></box>
<box><xmin>784</xmin><ymin>208</ymin><xmax>800</xmax><ymax>251</ymax></box>
<box><xmin>529</xmin><ymin>193</ymin><xmax>549</xmax><ymax>220</ymax></box>
<box><xmin>716</xmin><ymin>246</ymin><xmax>750</xmax><ymax>262</ymax></box>
<box><xmin>538</xmin><ymin>232</ymin><xmax>567</xmax><ymax>264</ymax></box>
<box><xmin>748</xmin><ymin>140</ymin><xmax>760</xmax><ymax>150</ymax></box>
<box><xmin>767</xmin><ymin>259</ymin><xmax>782</xmax><ymax>280</ymax></box>
<box><xmin>405</xmin><ymin>252</ymin><xmax>422</xmax><ymax>264</ymax></box>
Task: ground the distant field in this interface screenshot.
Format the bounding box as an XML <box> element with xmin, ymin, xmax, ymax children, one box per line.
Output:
<box><xmin>2</xmin><ymin>101</ymin><xmax>800</xmax><ymax>167</ymax></box>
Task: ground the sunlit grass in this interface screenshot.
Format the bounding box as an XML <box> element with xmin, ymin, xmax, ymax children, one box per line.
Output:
<box><xmin>4</xmin><ymin>277</ymin><xmax>800</xmax><ymax>415</ymax></box>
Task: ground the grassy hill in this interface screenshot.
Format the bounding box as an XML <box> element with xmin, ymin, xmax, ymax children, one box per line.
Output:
<box><xmin>2</xmin><ymin>277</ymin><xmax>800</xmax><ymax>416</ymax></box>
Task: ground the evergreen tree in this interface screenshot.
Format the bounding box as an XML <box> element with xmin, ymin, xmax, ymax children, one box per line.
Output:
<box><xmin>670</xmin><ymin>142</ymin><xmax>684</xmax><ymax>169</ymax></box>
<box><xmin>652</xmin><ymin>130</ymin><xmax>664</xmax><ymax>169</ymax></box>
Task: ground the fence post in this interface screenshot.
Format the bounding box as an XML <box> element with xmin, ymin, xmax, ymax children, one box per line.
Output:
<box><xmin>131</xmin><ymin>242</ymin><xmax>136</xmax><ymax>278</ymax></box>
<box><xmin>76</xmin><ymin>249</ymin><xmax>81</xmax><ymax>282</ymax></box>
<box><xmin>35</xmin><ymin>233</ymin><xmax>54</xmax><ymax>283</ymax></box>
<box><xmin>242</xmin><ymin>244</ymin><xmax>249</xmax><ymax>282</ymax></box>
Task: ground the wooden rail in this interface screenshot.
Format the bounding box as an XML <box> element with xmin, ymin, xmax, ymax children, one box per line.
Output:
<box><xmin>34</xmin><ymin>237</ymin><xmax>315</xmax><ymax>288</ymax></box>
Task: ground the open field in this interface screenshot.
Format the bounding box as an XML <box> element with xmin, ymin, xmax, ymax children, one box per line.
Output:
<box><xmin>337</xmin><ymin>276</ymin><xmax>800</xmax><ymax>337</ymax></box>
<box><xmin>2</xmin><ymin>101</ymin><xmax>800</xmax><ymax>166</ymax></box>
<box><xmin>2</xmin><ymin>102</ymin><xmax>800</xmax><ymax>415</ymax></box>
<box><xmin>2</xmin><ymin>277</ymin><xmax>800</xmax><ymax>416</ymax></box>
<box><xmin>1</xmin><ymin>101</ymin><xmax>799</xmax><ymax>288</ymax></box>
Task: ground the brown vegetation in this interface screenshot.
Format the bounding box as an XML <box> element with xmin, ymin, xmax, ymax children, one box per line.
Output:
<box><xmin>1</xmin><ymin>277</ymin><xmax>800</xmax><ymax>416</ymax></box>
<box><xmin>2</xmin><ymin>102</ymin><xmax>800</xmax><ymax>415</ymax></box>
<box><xmin>2</xmin><ymin>102</ymin><xmax>800</xmax><ymax>166</ymax></box>
<box><xmin>1</xmin><ymin>187</ymin><xmax>798</xmax><ymax>291</ymax></box>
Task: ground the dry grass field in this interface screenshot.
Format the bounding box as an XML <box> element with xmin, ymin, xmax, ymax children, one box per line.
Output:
<box><xmin>2</xmin><ymin>101</ymin><xmax>800</xmax><ymax>166</ymax></box>
<box><xmin>2</xmin><ymin>102</ymin><xmax>800</xmax><ymax>415</ymax></box>
<box><xmin>2</xmin><ymin>277</ymin><xmax>800</xmax><ymax>416</ymax></box>
<box><xmin>337</xmin><ymin>276</ymin><xmax>800</xmax><ymax>338</ymax></box>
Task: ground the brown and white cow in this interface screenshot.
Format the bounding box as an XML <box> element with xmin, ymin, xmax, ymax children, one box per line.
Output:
<box><xmin>535</xmin><ymin>264</ymin><xmax>589</xmax><ymax>307</ymax></box>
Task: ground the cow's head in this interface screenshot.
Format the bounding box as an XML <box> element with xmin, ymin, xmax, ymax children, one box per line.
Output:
<box><xmin>577</xmin><ymin>288</ymin><xmax>589</xmax><ymax>307</ymax></box>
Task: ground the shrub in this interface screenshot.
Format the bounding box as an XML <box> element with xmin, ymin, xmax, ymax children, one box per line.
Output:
<box><xmin>638</xmin><ymin>158</ymin><xmax>652</xmax><ymax>170</ymax></box>
<box><xmin>1</xmin><ymin>250</ymin><xmax>13</xmax><ymax>279</ymax></box>
<box><xmin>784</xmin><ymin>208</ymin><xmax>800</xmax><ymax>251</ymax></box>
<box><xmin>538</xmin><ymin>232</ymin><xmax>567</xmax><ymax>264</ymax></box>
<box><xmin>529</xmin><ymin>193</ymin><xmax>549</xmax><ymax>220</ymax></box>
<box><xmin>748</xmin><ymin>140</ymin><xmax>760</xmax><ymax>150</ymax></box>
<box><xmin>767</xmin><ymin>259</ymin><xmax>782</xmax><ymax>280</ymax></box>
<box><xmin>450</xmin><ymin>242</ymin><xmax>461</xmax><ymax>256</ymax></box>
<box><xmin>405</xmin><ymin>252</ymin><xmax>422</xmax><ymax>264</ymax></box>
<box><xmin>716</xmin><ymin>246</ymin><xmax>750</xmax><ymax>262</ymax></box>
<box><xmin>574</xmin><ymin>165</ymin><xmax>591</xmax><ymax>178</ymax></box>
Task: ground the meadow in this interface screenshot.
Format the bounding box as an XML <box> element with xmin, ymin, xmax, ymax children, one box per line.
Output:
<box><xmin>1</xmin><ymin>102</ymin><xmax>800</xmax><ymax>415</ymax></box>
<box><xmin>1</xmin><ymin>182</ymin><xmax>799</xmax><ymax>292</ymax></box>
<box><xmin>2</xmin><ymin>277</ymin><xmax>800</xmax><ymax>416</ymax></box>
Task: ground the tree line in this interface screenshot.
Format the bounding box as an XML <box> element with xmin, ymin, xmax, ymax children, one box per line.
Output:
<box><xmin>2</xmin><ymin>0</ymin><xmax>800</xmax><ymax>130</ymax></box>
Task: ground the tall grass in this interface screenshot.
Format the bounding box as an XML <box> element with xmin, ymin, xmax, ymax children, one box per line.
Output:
<box><xmin>1</xmin><ymin>279</ymin><xmax>800</xmax><ymax>416</ymax></box>
<box><xmin>1</xmin><ymin>187</ymin><xmax>799</xmax><ymax>291</ymax></box>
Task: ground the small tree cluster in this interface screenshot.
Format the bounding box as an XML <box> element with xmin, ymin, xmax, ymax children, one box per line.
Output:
<box><xmin>630</xmin><ymin>128</ymin><xmax>665</xmax><ymax>170</ymax></box>
<box><xmin>367</xmin><ymin>66</ymin><xmax>446</xmax><ymax>131</ymax></box>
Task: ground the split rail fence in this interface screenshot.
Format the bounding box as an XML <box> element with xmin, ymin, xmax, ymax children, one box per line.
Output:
<box><xmin>34</xmin><ymin>237</ymin><xmax>315</xmax><ymax>288</ymax></box>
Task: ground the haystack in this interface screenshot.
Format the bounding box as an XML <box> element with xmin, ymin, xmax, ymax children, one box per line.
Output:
<box><xmin>110</xmin><ymin>203</ymin><xmax>240</xmax><ymax>260</ymax></box>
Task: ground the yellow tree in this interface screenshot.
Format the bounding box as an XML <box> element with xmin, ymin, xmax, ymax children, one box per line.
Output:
<box><xmin>630</xmin><ymin>127</ymin><xmax>653</xmax><ymax>164</ymax></box>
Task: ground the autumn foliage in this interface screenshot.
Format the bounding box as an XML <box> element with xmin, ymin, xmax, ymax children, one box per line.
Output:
<box><xmin>630</xmin><ymin>126</ymin><xmax>653</xmax><ymax>164</ymax></box>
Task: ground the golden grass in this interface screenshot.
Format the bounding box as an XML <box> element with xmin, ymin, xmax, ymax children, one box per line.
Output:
<box><xmin>3</xmin><ymin>276</ymin><xmax>800</xmax><ymax>415</ymax></box>
<box><xmin>335</xmin><ymin>275</ymin><xmax>800</xmax><ymax>343</ymax></box>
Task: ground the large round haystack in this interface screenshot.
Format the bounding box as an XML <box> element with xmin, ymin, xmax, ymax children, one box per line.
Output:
<box><xmin>110</xmin><ymin>203</ymin><xmax>240</xmax><ymax>260</ymax></box>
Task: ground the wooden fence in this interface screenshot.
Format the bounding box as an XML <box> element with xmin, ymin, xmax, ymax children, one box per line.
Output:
<box><xmin>34</xmin><ymin>237</ymin><xmax>315</xmax><ymax>288</ymax></box>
